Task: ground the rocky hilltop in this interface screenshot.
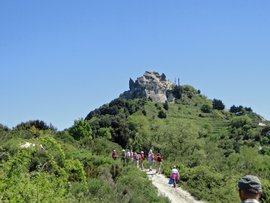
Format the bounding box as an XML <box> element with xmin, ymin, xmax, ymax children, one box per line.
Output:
<box><xmin>120</xmin><ymin>71</ymin><xmax>175</xmax><ymax>103</ymax></box>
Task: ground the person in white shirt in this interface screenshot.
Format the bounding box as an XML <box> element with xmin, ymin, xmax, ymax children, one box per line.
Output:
<box><xmin>148</xmin><ymin>150</ymin><xmax>154</xmax><ymax>171</ymax></box>
<box><xmin>170</xmin><ymin>166</ymin><xmax>180</xmax><ymax>188</ymax></box>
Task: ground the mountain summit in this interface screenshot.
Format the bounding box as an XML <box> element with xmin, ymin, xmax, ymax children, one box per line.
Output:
<box><xmin>119</xmin><ymin>71</ymin><xmax>175</xmax><ymax>103</ymax></box>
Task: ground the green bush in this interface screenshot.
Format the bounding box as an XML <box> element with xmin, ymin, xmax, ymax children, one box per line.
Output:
<box><xmin>230</xmin><ymin>116</ymin><xmax>252</xmax><ymax>129</ymax></box>
<box><xmin>201</xmin><ymin>103</ymin><xmax>212</xmax><ymax>113</ymax></box>
<box><xmin>261</xmin><ymin>178</ymin><xmax>270</xmax><ymax>203</ymax></box>
<box><xmin>185</xmin><ymin>166</ymin><xmax>238</xmax><ymax>202</ymax></box>
<box><xmin>69</xmin><ymin>119</ymin><xmax>92</xmax><ymax>141</ymax></box>
<box><xmin>158</xmin><ymin>110</ymin><xmax>167</xmax><ymax>119</ymax></box>
<box><xmin>212</xmin><ymin>99</ymin><xmax>225</xmax><ymax>110</ymax></box>
<box><xmin>116</xmin><ymin>166</ymin><xmax>169</xmax><ymax>203</ymax></box>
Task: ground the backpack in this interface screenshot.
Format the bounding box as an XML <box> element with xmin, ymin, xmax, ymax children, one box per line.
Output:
<box><xmin>149</xmin><ymin>153</ymin><xmax>154</xmax><ymax>161</ymax></box>
<box><xmin>112</xmin><ymin>151</ymin><xmax>117</xmax><ymax>158</ymax></box>
<box><xmin>127</xmin><ymin>151</ymin><xmax>131</xmax><ymax>159</ymax></box>
<box><xmin>157</xmin><ymin>155</ymin><xmax>162</xmax><ymax>162</ymax></box>
<box><xmin>122</xmin><ymin>151</ymin><xmax>126</xmax><ymax>158</ymax></box>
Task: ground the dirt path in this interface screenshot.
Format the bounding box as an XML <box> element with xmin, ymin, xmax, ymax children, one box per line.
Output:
<box><xmin>146</xmin><ymin>170</ymin><xmax>205</xmax><ymax>203</ymax></box>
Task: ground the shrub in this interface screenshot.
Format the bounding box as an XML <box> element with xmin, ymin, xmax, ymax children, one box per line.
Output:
<box><xmin>212</xmin><ymin>99</ymin><xmax>225</xmax><ymax>110</ymax></box>
<box><xmin>230</xmin><ymin>116</ymin><xmax>252</xmax><ymax>129</ymax></box>
<box><xmin>0</xmin><ymin>124</ymin><xmax>9</xmax><ymax>132</ymax></box>
<box><xmin>172</xmin><ymin>85</ymin><xmax>182</xmax><ymax>99</ymax></box>
<box><xmin>116</xmin><ymin>166</ymin><xmax>169</xmax><ymax>203</ymax></box>
<box><xmin>163</xmin><ymin>101</ymin><xmax>169</xmax><ymax>110</ymax></box>
<box><xmin>15</xmin><ymin>120</ymin><xmax>53</xmax><ymax>131</ymax></box>
<box><xmin>186</xmin><ymin>166</ymin><xmax>238</xmax><ymax>202</ymax></box>
<box><xmin>158</xmin><ymin>110</ymin><xmax>167</xmax><ymax>119</ymax></box>
<box><xmin>201</xmin><ymin>104</ymin><xmax>212</xmax><ymax>113</ymax></box>
<box><xmin>142</xmin><ymin>109</ymin><xmax>147</xmax><ymax>116</ymax></box>
<box><xmin>229</xmin><ymin>105</ymin><xmax>244</xmax><ymax>113</ymax></box>
<box><xmin>69</xmin><ymin>119</ymin><xmax>92</xmax><ymax>141</ymax></box>
<box><xmin>261</xmin><ymin>178</ymin><xmax>270</xmax><ymax>203</ymax></box>
<box><xmin>98</xmin><ymin>127</ymin><xmax>112</xmax><ymax>140</ymax></box>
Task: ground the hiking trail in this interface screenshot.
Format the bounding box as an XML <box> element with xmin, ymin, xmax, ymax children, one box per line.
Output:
<box><xmin>146</xmin><ymin>169</ymin><xmax>205</xmax><ymax>203</ymax></box>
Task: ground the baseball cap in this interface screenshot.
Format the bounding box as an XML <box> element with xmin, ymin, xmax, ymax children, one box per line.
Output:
<box><xmin>238</xmin><ymin>175</ymin><xmax>262</xmax><ymax>194</ymax></box>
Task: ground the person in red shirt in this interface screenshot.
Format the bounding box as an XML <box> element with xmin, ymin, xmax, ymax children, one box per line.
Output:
<box><xmin>112</xmin><ymin>149</ymin><xmax>117</xmax><ymax>160</ymax></box>
<box><xmin>156</xmin><ymin>153</ymin><xmax>163</xmax><ymax>174</ymax></box>
<box><xmin>139</xmin><ymin>151</ymin><xmax>145</xmax><ymax>170</ymax></box>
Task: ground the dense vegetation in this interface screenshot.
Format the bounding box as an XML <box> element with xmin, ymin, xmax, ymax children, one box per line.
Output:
<box><xmin>1</xmin><ymin>84</ymin><xmax>270</xmax><ymax>202</ymax></box>
<box><xmin>0</xmin><ymin>121</ymin><xmax>169</xmax><ymax>202</ymax></box>
<box><xmin>85</xmin><ymin>85</ymin><xmax>270</xmax><ymax>203</ymax></box>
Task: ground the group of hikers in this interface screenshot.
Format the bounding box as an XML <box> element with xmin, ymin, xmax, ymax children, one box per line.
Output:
<box><xmin>112</xmin><ymin>149</ymin><xmax>264</xmax><ymax>202</ymax></box>
<box><xmin>112</xmin><ymin>148</ymin><xmax>180</xmax><ymax>188</ymax></box>
<box><xmin>112</xmin><ymin>149</ymin><xmax>162</xmax><ymax>171</ymax></box>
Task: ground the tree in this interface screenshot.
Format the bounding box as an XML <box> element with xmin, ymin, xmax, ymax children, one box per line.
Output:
<box><xmin>69</xmin><ymin>119</ymin><xmax>92</xmax><ymax>141</ymax></box>
<box><xmin>161</xmin><ymin>73</ymin><xmax>166</xmax><ymax>81</ymax></box>
<box><xmin>163</xmin><ymin>101</ymin><xmax>169</xmax><ymax>110</ymax></box>
<box><xmin>229</xmin><ymin>105</ymin><xmax>244</xmax><ymax>113</ymax></box>
<box><xmin>158</xmin><ymin>110</ymin><xmax>167</xmax><ymax>119</ymax></box>
<box><xmin>212</xmin><ymin>99</ymin><xmax>225</xmax><ymax>110</ymax></box>
<box><xmin>244</xmin><ymin>107</ymin><xmax>253</xmax><ymax>112</ymax></box>
<box><xmin>172</xmin><ymin>85</ymin><xmax>182</xmax><ymax>99</ymax></box>
<box><xmin>201</xmin><ymin>104</ymin><xmax>212</xmax><ymax>113</ymax></box>
<box><xmin>0</xmin><ymin>124</ymin><xmax>9</xmax><ymax>131</ymax></box>
<box><xmin>98</xmin><ymin>127</ymin><xmax>112</xmax><ymax>140</ymax></box>
<box><xmin>15</xmin><ymin>120</ymin><xmax>51</xmax><ymax>131</ymax></box>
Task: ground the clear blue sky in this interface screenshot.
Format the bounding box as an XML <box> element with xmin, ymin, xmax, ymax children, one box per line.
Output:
<box><xmin>1</xmin><ymin>1</ymin><xmax>269</xmax><ymax>130</ymax></box>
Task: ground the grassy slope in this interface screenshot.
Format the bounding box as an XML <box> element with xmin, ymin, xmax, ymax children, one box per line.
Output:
<box><xmin>85</xmin><ymin>85</ymin><xmax>270</xmax><ymax>203</ymax></box>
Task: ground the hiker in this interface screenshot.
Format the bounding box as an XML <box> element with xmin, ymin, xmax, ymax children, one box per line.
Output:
<box><xmin>112</xmin><ymin>149</ymin><xmax>117</xmax><ymax>160</ymax></box>
<box><xmin>139</xmin><ymin>151</ymin><xmax>145</xmax><ymax>170</ymax></box>
<box><xmin>136</xmin><ymin>152</ymin><xmax>141</xmax><ymax>168</ymax></box>
<box><xmin>130</xmin><ymin>150</ymin><xmax>133</xmax><ymax>162</ymax></box>
<box><xmin>133</xmin><ymin>152</ymin><xmax>137</xmax><ymax>165</ymax></box>
<box><xmin>170</xmin><ymin>166</ymin><xmax>180</xmax><ymax>188</ymax></box>
<box><xmin>126</xmin><ymin>149</ymin><xmax>131</xmax><ymax>165</ymax></box>
<box><xmin>148</xmin><ymin>149</ymin><xmax>154</xmax><ymax>171</ymax></box>
<box><xmin>238</xmin><ymin>175</ymin><xmax>262</xmax><ymax>203</ymax></box>
<box><xmin>156</xmin><ymin>153</ymin><xmax>163</xmax><ymax>174</ymax></box>
<box><xmin>121</xmin><ymin>149</ymin><xmax>127</xmax><ymax>166</ymax></box>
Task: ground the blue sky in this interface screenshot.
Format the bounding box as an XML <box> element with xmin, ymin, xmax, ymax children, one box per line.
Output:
<box><xmin>0</xmin><ymin>1</ymin><xmax>269</xmax><ymax>130</ymax></box>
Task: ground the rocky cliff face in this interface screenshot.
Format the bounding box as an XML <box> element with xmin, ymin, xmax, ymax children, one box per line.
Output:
<box><xmin>120</xmin><ymin>71</ymin><xmax>175</xmax><ymax>103</ymax></box>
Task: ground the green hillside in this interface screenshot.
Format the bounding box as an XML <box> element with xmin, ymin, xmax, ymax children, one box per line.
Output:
<box><xmin>85</xmin><ymin>84</ymin><xmax>270</xmax><ymax>203</ymax></box>
<box><xmin>0</xmin><ymin>122</ymin><xmax>169</xmax><ymax>202</ymax></box>
<box><xmin>1</xmin><ymin>82</ymin><xmax>270</xmax><ymax>202</ymax></box>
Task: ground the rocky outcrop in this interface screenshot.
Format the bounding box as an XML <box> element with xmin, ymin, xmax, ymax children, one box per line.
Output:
<box><xmin>120</xmin><ymin>71</ymin><xmax>175</xmax><ymax>103</ymax></box>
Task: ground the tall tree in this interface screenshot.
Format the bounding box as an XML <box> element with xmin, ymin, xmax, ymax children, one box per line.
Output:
<box><xmin>212</xmin><ymin>99</ymin><xmax>225</xmax><ymax>110</ymax></box>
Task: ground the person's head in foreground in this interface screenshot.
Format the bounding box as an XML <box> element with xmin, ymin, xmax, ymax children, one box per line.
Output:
<box><xmin>238</xmin><ymin>175</ymin><xmax>262</xmax><ymax>202</ymax></box>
